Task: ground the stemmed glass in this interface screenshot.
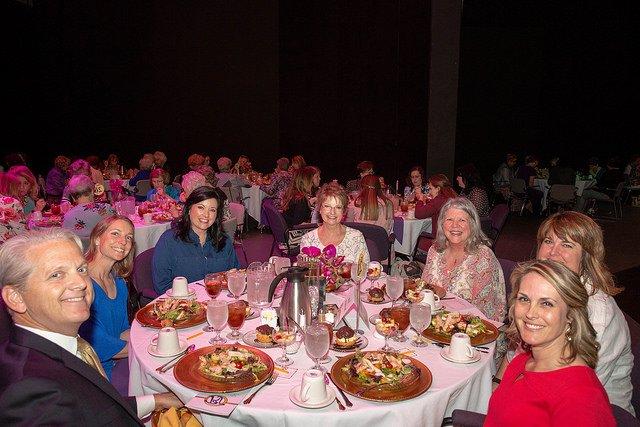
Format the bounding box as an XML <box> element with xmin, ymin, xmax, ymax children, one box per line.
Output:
<box><xmin>207</xmin><ymin>300</ymin><xmax>228</xmax><ymax>344</ymax></box>
<box><xmin>389</xmin><ymin>304</ymin><xmax>410</xmax><ymax>342</ymax></box>
<box><xmin>305</xmin><ymin>322</ymin><xmax>330</xmax><ymax>371</ymax></box>
<box><xmin>350</xmin><ymin>262</ymin><xmax>367</xmax><ymax>334</ymax></box>
<box><xmin>375</xmin><ymin>317</ymin><xmax>398</xmax><ymax>352</ymax></box>
<box><xmin>272</xmin><ymin>322</ymin><xmax>298</xmax><ymax>367</ymax></box>
<box><xmin>226</xmin><ymin>300</ymin><xmax>246</xmax><ymax>342</ymax></box>
<box><xmin>386</xmin><ymin>275</ymin><xmax>404</xmax><ymax>307</ymax></box>
<box><xmin>227</xmin><ymin>270</ymin><xmax>246</xmax><ymax>301</ymax></box>
<box><xmin>410</xmin><ymin>303</ymin><xmax>432</xmax><ymax>347</ymax></box>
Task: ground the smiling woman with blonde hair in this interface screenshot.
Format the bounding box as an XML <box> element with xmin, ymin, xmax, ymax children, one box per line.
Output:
<box><xmin>485</xmin><ymin>259</ymin><xmax>614</xmax><ymax>426</ymax></box>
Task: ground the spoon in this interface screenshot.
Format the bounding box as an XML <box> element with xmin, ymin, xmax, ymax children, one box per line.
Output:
<box><xmin>156</xmin><ymin>344</ymin><xmax>196</xmax><ymax>373</ymax></box>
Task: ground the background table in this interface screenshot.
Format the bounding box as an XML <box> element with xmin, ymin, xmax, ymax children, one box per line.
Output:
<box><xmin>129</xmin><ymin>284</ymin><xmax>495</xmax><ymax>426</ymax></box>
<box><xmin>393</xmin><ymin>215</ymin><xmax>432</xmax><ymax>256</ymax></box>
<box><xmin>130</xmin><ymin>216</ymin><xmax>172</xmax><ymax>255</ymax></box>
<box><xmin>241</xmin><ymin>185</ymin><xmax>268</xmax><ymax>224</ymax></box>
<box><xmin>534</xmin><ymin>178</ymin><xmax>596</xmax><ymax>211</ymax></box>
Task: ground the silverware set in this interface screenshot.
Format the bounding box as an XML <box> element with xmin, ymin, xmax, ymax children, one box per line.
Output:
<box><xmin>155</xmin><ymin>344</ymin><xmax>195</xmax><ymax>373</ymax></box>
<box><xmin>243</xmin><ymin>372</ymin><xmax>278</xmax><ymax>404</ymax></box>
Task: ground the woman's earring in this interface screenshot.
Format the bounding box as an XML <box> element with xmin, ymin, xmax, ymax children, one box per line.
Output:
<box><xmin>565</xmin><ymin>323</ymin><xmax>572</xmax><ymax>342</ymax></box>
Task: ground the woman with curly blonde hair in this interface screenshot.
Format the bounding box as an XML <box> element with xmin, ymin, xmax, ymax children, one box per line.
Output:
<box><xmin>486</xmin><ymin>260</ymin><xmax>614</xmax><ymax>426</ymax></box>
<box><xmin>535</xmin><ymin>210</ymin><xmax>632</xmax><ymax>414</ymax></box>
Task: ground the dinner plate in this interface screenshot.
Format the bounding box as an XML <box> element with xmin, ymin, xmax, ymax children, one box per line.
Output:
<box><xmin>165</xmin><ymin>286</ymin><xmax>197</xmax><ymax>299</ymax></box>
<box><xmin>331</xmin><ymin>335</ymin><xmax>368</xmax><ymax>352</ymax></box>
<box><xmin>147</xmin><ymin>339</ymin><xmax>189</xmax><ymax>358</ymax></box>
<box><xmin>422</xmin><ymin>317</ymin><xmax>499</xmax><ymax>346</ymax></box>
<box><xmin>440</xmin><ymin>347</ymin><xmax>481</xmax><ymax>364</ymax></box>
<box><xmin>289</xmin><ymin>385</ymin><xmax>336</xmax><ymax>409</ymax></box>
<box><xmin>174</xmin><ymin>344</ymin><xmax>274</xmax><ymax>393</ymax></box>
<box><xmin>135</xmin><ymin>301</ymin><xmax>207</xmax><ymax>329</ymax></box>
<box><xmin>360</xmin><ymin>290</ymin><xmax>391</xmax><ymax>305</ymax></box>
<box><xmin>330</xmin><ymin>351</ymin><xmax>432</xmax><ymax>402</ymax></box>
<box><xmin>242</xmin><ymin>330</ymin><xmax>279</xmax><ymax>348</ymax></box>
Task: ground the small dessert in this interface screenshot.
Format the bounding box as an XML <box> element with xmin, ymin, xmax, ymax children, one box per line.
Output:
<box><xmin>334</xmin><ymin>325</ymin><xmax>357</xmax><ymax>348</ymax></box>
<box><xmin>405</xmin><ymin>288</ymin><xmax>424</xmax><ymax>303</ymax></box>
<box><xmin>374</xmin><ymin>317</ymin><xmax>398</xmax><ymax>336</ymax></box>
<box><xmin>367</xmin><ymin>262</ymin><xmax>382</xmax><ymax>279</ymax></box>
<box><xmin>367</xmin><ymin>287</ymin><xmax>385</xmax><ymax>303</ymax></box>
<box><xmin>272</xmin><ymin>328</ymin><xmax>296</xmax><ymax>346</ymax></box>
<box><xmin>379</xmin><ymin>308</ymin><xmax>392</xmax><ymax>321</ymax></box>
<box><xmin>255</xmin><ymin>324</ymin><xmax>275</xmax><ymax>343</ymax></box>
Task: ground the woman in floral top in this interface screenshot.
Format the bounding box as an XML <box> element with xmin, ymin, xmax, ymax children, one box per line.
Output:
<box><xmin>0</xmin><ymin>172</ymin><xmax>28</xmax><ymax>244</ymax></box>
<box><xmin>421</xmin><ymin>197</ymin><xmax>506</xmax><ymax>322</ymax></box>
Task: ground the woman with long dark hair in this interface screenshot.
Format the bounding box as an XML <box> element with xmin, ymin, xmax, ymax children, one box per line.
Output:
<box><xmin>347</xmin><ymin>174</ymin><xmax>394</xmax><ymax>233</ymax></box>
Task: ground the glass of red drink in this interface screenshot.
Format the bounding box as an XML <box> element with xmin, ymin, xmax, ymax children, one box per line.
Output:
<box><xmin>389</xmin><ymin>305</ymin><xmax>410</xmax><ymax>342</ymax></box>
<box><xmin>205</xmin><ymin>273</ymin><xmax>223</xmax><ymax>299</ymax></box>
<box><xmin>226</xmin><ymin>300</ymin><xmax>246</xmax><ymax>341</ymax></box>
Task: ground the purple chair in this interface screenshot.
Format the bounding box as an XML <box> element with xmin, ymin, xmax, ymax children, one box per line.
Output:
<box><xmin>132</xmin><ymin>247</ymin><xmax>158</xmax><ymax>307</ymax></box>
<box><xmin>623</xmin><ymin>312</ymin><xmax>640</xmax><ymax>417</ymax></box>
<box><xmin>498</xmin><ymin>258</ymin><xmax>517</xmax><ymax>301</ymax></box>
<box><xmin>343</xmin><ymin>222</ymin><xmax>396</xmax><ymax>273</ymax></box>
<box><xmin>262</xmin><ymin>199</ymin><xmax>317</xmax><ymax>260</ymax></box>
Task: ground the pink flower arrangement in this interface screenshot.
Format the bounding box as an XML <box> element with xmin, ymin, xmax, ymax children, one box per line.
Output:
<box><xmin>301</xmin><ymin>244</ymin><xmax>352</xmax><ymax>291</ymax></box>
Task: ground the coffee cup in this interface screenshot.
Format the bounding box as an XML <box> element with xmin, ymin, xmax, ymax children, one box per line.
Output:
<box><xmin>449</xmin><ymin>332</ymin><xmax>474</xmax><ymax>360</ymax></box>
<box><xmin>421</xmin><ymin>289</ymin><xmax>440</xmax><ymax>312</ymax></box>
<box><xmin>299</xmin><ymin>369</ymin><xmax>327</xmax><ymax>404</ymax></box>
<box><xmin>154</xmin><ymin>327</ymin><xmax>181</xmax><ymax>355</ymax></box>
<box><xmin>172</xmin><ymin>276</ymin><xmax>189</xmax><ymax>297</ymax></box>
<box><xmin>143</xmin><ymin>212</ymin><xmax>153</xmax><ymax>225</ymax></box>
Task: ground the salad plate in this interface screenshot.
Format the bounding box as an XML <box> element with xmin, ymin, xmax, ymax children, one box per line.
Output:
<box><xmin>422</xmin><ymin>311</ymin><xmax>499</xmax><ymax>346</ymax></box>
<box><xmin>135</xmin><ymin>299</ymin><xmax>206</xmax><ymax>329</ymax></box>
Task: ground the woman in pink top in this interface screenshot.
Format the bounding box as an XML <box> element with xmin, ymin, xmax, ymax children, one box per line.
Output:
<box><xmin>485</xmin><ymin>260</ymin><xmax>614</xmax><ymax>426</ymax></box>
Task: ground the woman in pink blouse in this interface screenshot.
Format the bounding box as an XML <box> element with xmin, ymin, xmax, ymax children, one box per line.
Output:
<box><xmin>420</xmin><ymin>197</ymin><xmax>506</xmax><ymax>322</ymax></box>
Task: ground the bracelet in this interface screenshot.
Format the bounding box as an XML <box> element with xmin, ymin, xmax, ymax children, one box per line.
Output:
<box><xmin>492</xmin><ymin>376</ymin><xmax>501</xmax><ymax>384</ymax></box>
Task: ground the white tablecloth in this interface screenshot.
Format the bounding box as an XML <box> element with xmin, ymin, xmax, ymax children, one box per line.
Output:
<box><xmin>241</xmin><ymin>185</ymin><xmax>267</xmax><ymax>224</ymax></box>
<box><xmin>534</xmin><ymin>178</ymin><xmax>596</xmax><ymax>210</ymax></box>
<box><xmin>129</xmin><ymin>284</ymin><xmax>495</xmax><ymax>426</ymax></box>
<box><xmin>393</xmin><ymin>215</ymin><xmax>432</xmax><ymax>256</ymax></box>
<box><xmin>132</xmin><ymin>217</ymin><xmax>172</xmax><ymax>256</ymax></box>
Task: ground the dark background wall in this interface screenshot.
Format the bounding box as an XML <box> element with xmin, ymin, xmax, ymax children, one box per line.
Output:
<box><xmin>2</xmin><ymin>0</ymin><xmax>635</xmax><ymax>187</ymax></box>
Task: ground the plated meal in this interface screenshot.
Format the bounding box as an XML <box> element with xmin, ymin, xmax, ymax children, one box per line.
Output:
<box><xmin>135</xmin><ymin>299</ymin><xmax>206</xmax><ymax>328</ymax></box>
<box><xmin>361</xmin><ymin>286</ymin><xmax>390</xmax><ymax>304</ymax></box>
<box><xmin>422</xmin><ymin>310</ymin><xmax>499</xmax><ymax>346</ymax></box>
<box><xmin>330</xmin><ymin>351</ymin><xmax>432</xmax><ymax>402</ymax></box>
<box><xmin>174</xmin><ymin>345</ymin><xmax>274</xmax><ymax>393</ymax></box>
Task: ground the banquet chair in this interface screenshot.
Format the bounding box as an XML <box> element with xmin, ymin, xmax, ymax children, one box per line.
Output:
<box><xmin>586</xmin><ymin>181</ymin><xmax>625</xmax><ymax>220</ymax></box>
<box><xmin>134</xmin><ymin>179</ymin><xmax>151</xmax><ymax>200</ymax></box>
<box><xmin>623</xmin><ymin>311</ymin><xmax>640</xmax><ymax>416</ymax></box>
<box><xmin>132</xmin><ymin>247</ymin><xmax>158</xmax><ymax>307</ymax></box>
<box><xmin>497</xmin><ymin>258</ymin><xmax>517</xmax><ymax>304</ymax></box>
<box><xmin>343</xmin><ymin>222</ymin><xmax>396</xmax><ymax>272</ymax></box>
<box><xmin>228</xmin><ymin>202</ymin><xmax>246</xmax><ymax>236</ymax></box>
<box><xmin>262</xmin><ymin>201</ymin><xmax>317</xmax><ymax>259</ymax></box>
<box><xmin>546</xmin><ymin>184</ymin><xmax>576</xmax><ymax>214</ymax></box>
<box><xmin>509</xmin><ymin>178</ymin><xmax>529</xmax><ymax>216</ymax></box>
<box><xmin>480</xmin><ymin>203</ymin><xmax>509</xmax><ymax>247</ymax></box>
<box><xmin>412</xmin><ymin>231</ymin><xmax>435</xmax><ymax>264</ymax></box>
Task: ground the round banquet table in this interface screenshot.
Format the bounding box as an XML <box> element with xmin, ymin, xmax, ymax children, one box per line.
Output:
<box><xmin>128</xmin><ymin>283</ymin><xmax>497</xmax><ymax>426</ymax></box>
<box><xmin>129</xmin><ymin>215</ymin><xmax>172</xmax><ymax>256</ymax></box>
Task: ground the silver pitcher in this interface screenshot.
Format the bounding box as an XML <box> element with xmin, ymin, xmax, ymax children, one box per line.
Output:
<box><xmin>267</xmin><ymin>266</ymin><xmax>311</xmax><ymax>330</ymax></box>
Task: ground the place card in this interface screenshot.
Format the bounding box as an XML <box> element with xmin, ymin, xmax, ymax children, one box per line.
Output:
<box><xmin>273</xmin><ymin>365</ymin><xmax>298</xmax><ymax>379</ymax></box>
<box><xmin>186</xmin><ymin>392</ymin><xmax>246</xmax><ymax>417</ymax></box>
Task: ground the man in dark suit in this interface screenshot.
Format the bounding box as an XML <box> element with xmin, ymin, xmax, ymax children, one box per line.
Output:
<box><xmin>0</xmin><ymin>229</ymin><xmax>181</xmax><ymax>426</ymax></box>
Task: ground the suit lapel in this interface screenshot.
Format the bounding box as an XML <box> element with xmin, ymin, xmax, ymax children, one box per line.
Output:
<box><xmin>14</xmin><ymin>328</ymin><xmax>140</xmax><ymax>422</ymax></box>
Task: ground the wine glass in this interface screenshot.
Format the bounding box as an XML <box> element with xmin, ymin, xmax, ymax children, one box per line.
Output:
<box><xmin>375</xmin><ymin>317</ymin><xmax>398</xmax><ymax>352</ymax></box>
<box><xmin>410</xmin><ymin>303</ymin><xmax>432</xmax><ymax>347</ymax></box>
<box><xmin>386</xmin><ymin>275</ymin><xmax>404</xmax><ymax>306</ymax></box>
<box><xmin>227</xmin><ymin>271</ymin><xmax>246</xmax><ymax>301</ymax></box>
<box><xmin>272</xmin><ymin>322</ymin><xmax>298</xmax><ymax>367</ymax></box>
<box><xmin>305</xmin><ymin>322</ymin><xmax>330</xmax><ymax>371</ymax></box>
<box><xmin>226</xmin><ymin>300</ymin><xmax>246</xmax><ymax>342</ymax></box>
<box><xmin>207</xmin><ymin>300</ymin><xmax>228</xmax><ymax>344</ymax></box>
<box><xmin>389</xmin><ymin>304</ymin><xmax>410</xmax><ymax>342</ymax></box>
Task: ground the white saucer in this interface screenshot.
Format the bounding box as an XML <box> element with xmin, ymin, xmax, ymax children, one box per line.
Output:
<box><xmin>439</xmin><ymin>347</ymin><xmax>481</xmax><ymax>364</ymax></box>
<box><xmin>147</xmin><ymin>339</ymin><xmax>189</xmax><ymax>358</ymax></box>
<box><xmin>166</xmin><ymin>286</ymin><xmax>197</xmax><ymax>299</ymax></box>
<box><xmin>289</xmin><ymin>385</ymin><xmax>336</xmax><ymax>409</ymax></box>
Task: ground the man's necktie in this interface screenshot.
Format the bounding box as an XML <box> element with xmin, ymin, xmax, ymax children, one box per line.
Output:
<box><xmin>77</xmin><ymin>336</ymin><xmax>107</xmax><ymax>378</ymax></box>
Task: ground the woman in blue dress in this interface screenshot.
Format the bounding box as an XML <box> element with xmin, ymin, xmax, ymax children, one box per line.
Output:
<box><xmin>152</xmin><ymin>185</ymin><xmax>239</xmax><ymax>295</ymax></box>
<box><xmin>79</xmin><ymin>215</ymin><xmax>135</xmax><ymax>380</ymax></box>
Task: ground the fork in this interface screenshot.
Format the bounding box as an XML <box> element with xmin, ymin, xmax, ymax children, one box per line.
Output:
<box><xmin>243</xmin><ymin>372</ymin><xmax>278</xmax><ymax>404</ymax></box>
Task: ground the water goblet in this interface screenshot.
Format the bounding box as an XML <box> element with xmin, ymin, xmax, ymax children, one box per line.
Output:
<box><xmin>305</xmin><ymin>322</ymin><xmax>330</xmax><ymax>371</ymax></box>
<box><xmin>272</xmin><ymin>323</ymin><xmax>298</xmax><ymax>367</ymax></box>
<box><xmin>207</xmin><ymin>300</ymin><xmax>228</xmax><ymax>344</ymax></box>
<box><xmin>386</xmin><ymin>275</ymin><xmax>404</xmax><ymax>307</ymax></box>
<box><xmin>227</xmin><ymin>270</ymin><xmax>246</xmax><ymax>301</ymax></box>
<box><xmin>226</xmin><ymin>300</ymin><xmax>247</xmax><ymax>342</ymax></box>
<box><xmin>410</xmin><ymin>303</ymin><xmax>432</xmax><ymax>347</ymax></box>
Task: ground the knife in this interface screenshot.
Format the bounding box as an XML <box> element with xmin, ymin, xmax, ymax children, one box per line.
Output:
<box><xmin>326</xmin><ymin>372</ymin><xmax>353</xmax><ymax>407</ymax></box>
<box><xmin>156</xmin><ymin>344</ymin><xmax>195</xmax><ymax>373</ymax></box>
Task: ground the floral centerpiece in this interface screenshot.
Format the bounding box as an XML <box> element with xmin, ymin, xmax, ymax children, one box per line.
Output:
<box><xmin>300</xmin><ymin>244</ymin><xmax>352</xmax><ymax>292</ymax></box>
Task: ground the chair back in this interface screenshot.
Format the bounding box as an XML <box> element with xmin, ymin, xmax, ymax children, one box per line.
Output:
<box><xmin>228</xmin><ymin>202</ymin><xmax>245</xmax><ymax>228</ymax></box>
<box><xmin>623</xmin><ymin>311</ymin><xmax>640</xmax><ymax>416</ymax></box>
<box><xmin>510</xmin><ymin>178</ymin><xmax>527</xmax><ymax>194</ymax></box>
<box><xmin>134</xmin><ymin>179</ymin><xmax>151</xmax><ymax>197</ymax></box>
<box><xmin>497</xmin><ymin>258</ymin><xmax>517</xmax><ymax>303</ymax></box>
<box><xmin>222</xmin><ymin>217</ymin><xmax>237</xmax><ymax>237</ymax></box>
<box><xmin>611</xmin><ymin>404</ymin><xmax>639</xmax><ymax>426</ymax></box>
<box><xmin>548</xmin><ymin>184</ymin><xmax>575</xmax><ymax>202</ymax></box>
<box><xmin>132</xmin><ymin>247</ymin><xmax>158</xmax><ymax>306</ymax></box>
<box><xmin>489</xmin><ymin>203</ymin><xmax>509</xmax><ymax>233</ymax></box>
<box><xmin>412</xmin><ymin>231</ymin><xmax>435</xmax><ymax>264</ymax></box>
<box><xmin>343</xmin><ymin>222</ymin><xmax>392</xmax><ymax>268</ymax></box>
<box><xmin>263</xmin><ymin>202</ymin><xmax>287</xmax><ymax>245</ymax></box>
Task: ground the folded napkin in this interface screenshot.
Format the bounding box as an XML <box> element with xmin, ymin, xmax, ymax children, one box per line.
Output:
<box><xmin>153</xmin><ymin>407</ymin><xmax>202</xmax><ymax>427</ymax></box>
